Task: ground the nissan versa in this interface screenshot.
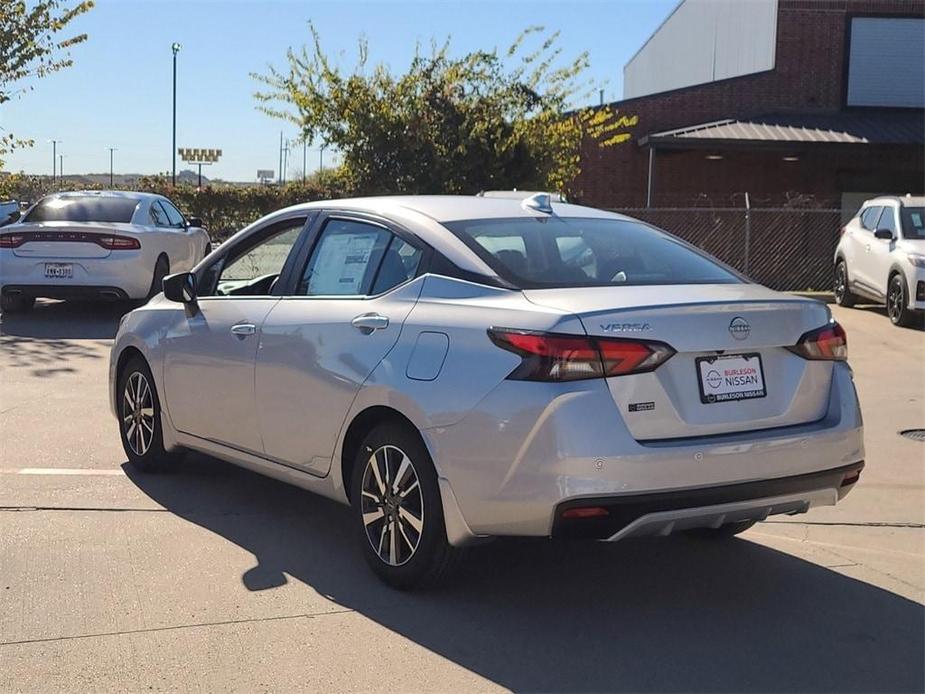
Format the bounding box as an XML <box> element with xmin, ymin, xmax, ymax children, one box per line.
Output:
<box><xmin>109</xmin><ymin>194</ymin><xmax>864</xmax><ymax>588</ymax></box>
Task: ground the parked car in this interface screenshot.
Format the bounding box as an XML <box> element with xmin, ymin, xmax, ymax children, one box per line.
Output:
<box><xmin>0</xmin><ymin>200</ymin><xmax>21</xmax><ymax>227</ymax></box>
<box><xmin>834</xmin><ymin>195</ymin><xmax>925</xmax><ymax>327</ymax></box>
<box><xmin>110</xmin><ymin>194</ymin><xmax>864</xmax><ymax>589</ymax></box>
<box><xmin>0</xmin><ymin>190</ymin><xmax>211</xmax><ymax>312</ymax></box>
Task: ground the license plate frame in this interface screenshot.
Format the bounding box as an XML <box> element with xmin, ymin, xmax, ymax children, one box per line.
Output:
<box><xmin>44</xmin><ymin>263</ymin><xmax>73</xmax><ymax>279</ymax></box>
<box><xmin>696</xmin><ymin>353</ymin><xmax>766</xmax><ymax>404</ymax></box>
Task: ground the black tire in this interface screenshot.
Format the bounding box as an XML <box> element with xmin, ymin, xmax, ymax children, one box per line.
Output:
<box><xmin>0</xmin><ymin>294</ymin><xmax>35</xmax><ymax>313</ymax></box>
<box><xmin>887</xmin><ymin>273</ymin><xmax>915</xmax><ymax>327</ymax></box>
<box><xmin>117</xmin><ymin>355</ymin><xmax>178</xmax><ymax>472</ymax></box>
<box><xmin>350</xmin><ymin>421</ymin><xmax>460</xmax><ymax>589</ymax></box>
<box><xmin>833</xmin><ymin>260</ymin><xmax>856</xmax><ymax>308</ymax></box>
<box><xmin>146</xmin><ymin>255</ymin><xmax>170</xmax><ymax>301</ymax></box>
<box><xmin>684</xmin><ymin>520</ymin><xmax>757</xmax><ymax>539</ymax></box>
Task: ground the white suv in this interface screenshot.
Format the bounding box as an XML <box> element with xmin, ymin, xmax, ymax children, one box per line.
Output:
<box><xmin>834</xmin><ymin>196</ymin><xmax>925</xmax><ymax>327</ymax></box>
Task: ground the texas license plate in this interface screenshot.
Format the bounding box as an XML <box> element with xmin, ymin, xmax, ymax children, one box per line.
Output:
<box><xmin>44</xmin><ymin>263</ymin><xmax>73</xmax><ymax>279</ymax></box>
<box><xmin>696</xmin><ymin>353</ymin><xmax>766</xmax><ymax>404</ymax></box>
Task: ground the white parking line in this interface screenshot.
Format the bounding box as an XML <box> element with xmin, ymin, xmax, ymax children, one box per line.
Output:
<box><xmin>0</xmin><ymin>468</ymin><xmax>125</xmax><ymax>476</ymax></box>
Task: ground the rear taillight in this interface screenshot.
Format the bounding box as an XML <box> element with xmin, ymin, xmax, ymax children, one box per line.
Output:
<box><xmin>97</xmin><ymin>235</ymin><xmax>141</xmax><ymax>250</ymax></box>
<box><xmin>0</xmin><ymin>231</ymin><xmax>139</xmax><ymax>250</ymax></box>
<box><xmin>488</xmin><ymin>328</ymin><xmax>675</xmax><ymax>382</ymax></box>
<box><xmin>788</xmin><ymin>322</ymin><xmax>847</xmax><ymax>361</ymax></box>
<box><xmin>0</xmin><ymin>234</ymin><xmax>26</xmax><ymax>248</ymax></box>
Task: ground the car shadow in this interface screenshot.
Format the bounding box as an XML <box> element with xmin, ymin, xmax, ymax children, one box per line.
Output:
<box><xmin>124</xmin><ymin>454</ymin><xmax>924</xmax><ymax>693</ymax></box>
<box><xmin>0</xmin><ymin>299</ymin><xmax>130</xmax><ymax>340</ymax></box>
<box><xmin>0</xmin><ymin>301</ymin><xmax>131</xmax><ymax>376</ymax></box>
<box><xmin>852</xmin><ymin>303</ymin><xmax>924</xmax><ymax>330</ymax></box>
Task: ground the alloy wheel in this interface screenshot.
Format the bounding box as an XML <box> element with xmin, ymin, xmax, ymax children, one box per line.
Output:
<box><xmin>834</xmin><ymin>264</ymin><xmax>847</xmax><ymax>302</ymax></box>
<box><xmin>888</xmin><ymin>279</ymin><xmax>904</xmax><ymax>323</ymax></box>
<box><xmin>360</xmin><ymin>444</ymin><xmax>424</xmax><ymax>566</ymax></box>
<box><xmin>122</xmin><ymin>371</ymin><xmax>155</xmax><ymax>456</ymax></box>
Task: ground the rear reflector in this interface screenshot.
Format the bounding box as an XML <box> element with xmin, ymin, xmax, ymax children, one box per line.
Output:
<box><xmin>840</xmin><ymin>470</ymin><xmax>861</xmax><ymax>487</ymax></box>
<box><xmin>488</xmin><ymin>328</ymin><xmax>675</xmax><ymax>382</ymax></box>
<box><xmin>787</xmin><ymin>322</ymin><xmax>847</xmax><ymax>361</ymax></box>
<box><xmin>561</xmin><ymin>507</ymin><xmax>610</xmax><ymax>519</ymax></box>
<box><xmin>0</xmin><ymin>231</ymin><xmax>139</xmax><ymax>250</ymax></box>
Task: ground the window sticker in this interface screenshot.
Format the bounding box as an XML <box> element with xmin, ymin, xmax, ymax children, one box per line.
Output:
<box><xmin>307</xmin><ymin>232</ymin><xmax>379</xmax><ymax>295</ymax></box>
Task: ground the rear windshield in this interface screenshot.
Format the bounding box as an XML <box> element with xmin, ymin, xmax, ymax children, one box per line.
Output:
<box><xmin>23</xmin><ymin>196</ymin><xmax>139</xmax><ymax>223</ymax></box>
<box><xmin>901</xmin><ymin>207</ymin><xmax>925</xmax><ymax>240</ymax></box>
<box><xmin>443</xmin><ymin>217</ymin><xmax>741</xmax><ymax>288</ymax></box>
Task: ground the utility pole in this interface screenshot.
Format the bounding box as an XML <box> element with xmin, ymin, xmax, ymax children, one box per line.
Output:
<box><xmin>171</xmin><ymin>42</ymin><xmax>181</xmax><ymax>185</ymax></box>
<box><xmin>59</xmin><ymin>154</ymin><xmax>64</xmax><ymax>178</ymax></box>
<box><xmin>319</xmin><ymin>143</ymin><xmax>325</xmax><ymax>173</ymax></box>
<box><xmin>108</xmin><ymin>148</ymin><xmax>117</xmax><ymax>187</ymax></box>
<box><xmin>278</xmin><ymin>131</ymin><xmax>283</xmax><ymax>186</ymax></box>
<box><xmin>302</xmin><ymin>139</ymin><xmax>307</xmax><ymax>182</ymax></box>
<box><xmin>282</xmin><ymin>139</ymin><xmax>290</xmax><ymax>185</ymax></box>
<box><xmin>50</xmin><ymin>140</ymin><xmax>61</xmax><ymax>182</ymax></box>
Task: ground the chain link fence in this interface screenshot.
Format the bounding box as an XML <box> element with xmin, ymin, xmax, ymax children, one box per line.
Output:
<box><xmin>612</xmin><ymin>208</ymin><xmax>842</xmax><ymax>291</ymax></box>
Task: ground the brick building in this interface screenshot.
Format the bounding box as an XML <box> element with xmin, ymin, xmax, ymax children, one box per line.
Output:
<box><xmin>576</xmin><ymin>0</ymin><xmax>925</xmax><ymax>211</ymax></box>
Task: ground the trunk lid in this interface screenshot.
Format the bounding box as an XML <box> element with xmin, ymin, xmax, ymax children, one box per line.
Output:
<box><xmin>5</xmin><ymin>222</ymin><xmax>140</xmax><ymax>259</ymax></box>
<box><xmin>524</xmin><ymin>284</ymin><xmax>835</xmax><ymax>440</ymax></box>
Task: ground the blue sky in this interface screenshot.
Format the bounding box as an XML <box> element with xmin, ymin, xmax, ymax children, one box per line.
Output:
<box><xmin>2</xmin><ymin>0</ymin><xmax>675</xmax><ymax>182</ymax></box>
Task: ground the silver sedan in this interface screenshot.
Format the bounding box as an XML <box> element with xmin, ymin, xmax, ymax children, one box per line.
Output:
<box><xmin>109</xmin><ymin>194</ymin><xmax>864</xmax><ymax>589</ymax></box>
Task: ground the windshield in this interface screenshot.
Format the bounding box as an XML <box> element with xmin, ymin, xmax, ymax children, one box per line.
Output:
<box><xmin>24</xmin><ymin>196</ymin><xmax>139</xmax><ymax>223</ymax></box>
<box><xmin>443</xmin><ymin>216</ymin><xmax>741</xmax><ymax>289</ymax></box>
<box><xmin>900</xmin><ymin>207</ymin><xmax>925</xmax><ymax>240</ymax></box>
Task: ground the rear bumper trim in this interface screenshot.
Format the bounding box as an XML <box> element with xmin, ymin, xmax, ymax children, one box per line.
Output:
<box><xmin>552</xmin><ymin>461</ymin><xmax>863</xmax><ymax>540</ymax></box>
<box><xmin>2</xmin><ymin>284</ymin><xmax>129</xmax><ymax>301</ymax></box>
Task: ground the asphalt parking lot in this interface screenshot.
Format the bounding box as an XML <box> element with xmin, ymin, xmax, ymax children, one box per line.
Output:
<box><xmin>0</xmin><ymin>300</ymin><xmax>922</xmax><ymax>693</ymax></box>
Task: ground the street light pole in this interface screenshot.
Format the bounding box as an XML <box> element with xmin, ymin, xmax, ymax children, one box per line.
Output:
<box><xmin>302</xmin><ymin>139</ymin><xmax>307</xmax><ymax>182</ymax></box>
<box><xmin>50</xmin><ymin>140</ymin><xmax>60</xmax><ymax>182</ymax></box>
<box><xmin>171</xmin><ymin>42</ymin><xmax>181</xmax><ymax>186</ymax></box>
<box><xmin>108</xmin><ymin>148</ymin><xmax>117</xmax><ymax>187</ymax></box>
<box><xmin>59</xmin><ymin>154</ymin><xmax>64</xmax><ymax>178</ymax></box>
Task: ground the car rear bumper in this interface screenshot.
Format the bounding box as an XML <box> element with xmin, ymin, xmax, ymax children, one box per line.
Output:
<box><xmin>552</xmin><ymin>461</ymin><xmax>862</xmax><ymax>540</ymax></box>
<box><xmin>0</xmin><ymin>251</ymin><xmax>150</xmax><ymax>299</ymax></box>
<box><xmin>427</xmin><ymin>362</ymin><xmax>863</xmax><ymax>540</ymax></box>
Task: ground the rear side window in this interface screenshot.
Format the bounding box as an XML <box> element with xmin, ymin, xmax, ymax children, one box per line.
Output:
<box><xmin>24</xmin><ymin>196</ymin><xmax>139</xmax><ymax>223</ymax></box>
<box><xmin>443</xmin><ymin>217</ymin><xmax>740</xmax><ymax>289</ymax></box>
<box><xmin>860</xmin><ymin>206</ymin><xmax>882</xmax><ymax>230</ymax></box>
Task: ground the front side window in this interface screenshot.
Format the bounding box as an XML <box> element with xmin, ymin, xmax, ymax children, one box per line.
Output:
<box><xmin>24</xmin><ymin>196</ymin><xmax>138</xmax><ymax>223</ymax></box>
<box><xmin>201</xmin><ymin>221</ymin><xmax>305</xmax><ymax>297</ymax></box>
<box><xmin>860</xmin><ymin>206</ymin><xmax>882</xmax><ymax>231</ymax></box>
<box><xmin>443</xmin><ymin>217</ymin><xmax>740</xmax><ymax>289</ymax></box>
<box><xmin>298</xmin><ymin>220</ymin><xmax>392</xmax><ymax>296</ymax></box>
<box><xmin>876</xmin><ymin>207</ymin><xmax>897</xmax><ymax>235</ymax></box>
<box><xmin>900</xmin><ymin>207</ymin><xmax>925</xmax><ymax>240</ymax></box>
<box><xmin>159</xmin><ymin>200</ymin><xmax>186</xmax><ymax>228</ymax></box>
<box><xmin>149</xmin><ymin>203</ymin><xmax>169</xmax><ymax>227</ymax></box>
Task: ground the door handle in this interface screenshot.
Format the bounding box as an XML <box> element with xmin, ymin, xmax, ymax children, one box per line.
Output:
<box><xmin>230</xmin><ymin>323</ymin><xmax>257</xmax><ymax>337</ymax></box>
<box><xmin>352</xmin><ymin>313</ymin><xmax>390</xmax><ymax>334</ymax></box>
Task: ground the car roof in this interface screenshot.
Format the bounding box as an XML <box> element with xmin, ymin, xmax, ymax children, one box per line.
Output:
<box><xmin>280</xmin><ymin>195</ymin><xmax>630</xmax><ymax>223</ymax></box>
<box><xmin>42</xmin><ymin>190</ymin><xmax>162</xmax><ymax>203</ymax></box>
<box><xmin>865</xmin><ymin>195</ymin><xmax>925</xmax><ymax>207</ymax></box>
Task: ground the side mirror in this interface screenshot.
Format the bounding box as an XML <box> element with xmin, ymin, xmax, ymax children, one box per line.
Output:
<box><xmin>187</xmin><ymin>217</ymin><xmax>204</xmax><ymax>229</ymax></box>
<box><xmin>874</xmin><ymin>229</ymin><xmax>894</xmax><ymax>240</ymax></box>
<box><xmin>163</xmin><ymin>272</ymin><xmax>197</xmax><ymax>304</ymax></box>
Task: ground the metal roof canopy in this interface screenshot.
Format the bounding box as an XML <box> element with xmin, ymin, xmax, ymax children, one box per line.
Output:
<box><xmin>639</xmin><ymin>111</ymin><xmax>925</xmax><ymax>149</ymax></box>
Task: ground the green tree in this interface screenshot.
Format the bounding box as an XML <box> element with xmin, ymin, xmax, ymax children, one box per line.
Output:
<box><xmin>0</xmin><ymin>0</ymin><xmax>94</xmax><ymax>167</ymax></box>
<box><xmin>252</xmin><ymin>25</ymin><xmax>636</xmax><ymax>197</ymax></box>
